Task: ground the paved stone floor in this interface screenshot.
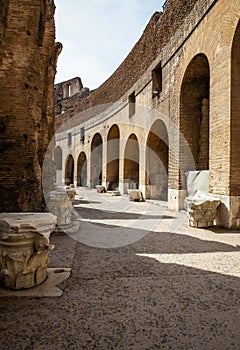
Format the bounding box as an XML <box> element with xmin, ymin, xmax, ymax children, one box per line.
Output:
<box><xmin>1</xmin><ymin>189</ymin><xmax>240</xmax><ymax>349</ymax></box>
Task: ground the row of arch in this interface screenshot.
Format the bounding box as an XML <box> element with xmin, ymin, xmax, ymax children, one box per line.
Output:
<box><xmin>55</xmin><ymin>16</ymin><xmax>240</xmax><ymax>202</ymax></box>
<box><xmin>55</xmin><ymin>52</ymin><xmax>210</xmax><ymax>201</ymax></box>
<box><xmin>55</xmin><ymin>120</ymin><xmax>169</xmax><ymax>200</ymax></box>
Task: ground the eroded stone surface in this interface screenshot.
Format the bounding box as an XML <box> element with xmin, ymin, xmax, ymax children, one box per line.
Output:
<box><xmin>47</xmin><ymin>188</ymin><xmax>80</xmax><ymax>235</ymax></box>
<box><xmin>0</xmin><ymin>213</ymin><xmax>57</xmax><ymax>289</ymax></box>
<box><xmin>185</xmin><ymin>198</ymin><xmax>221</xmax><ymax>227</ymax></box>
<box><xmin>128</xmin><ymin>190</ymin><xmax>144</xmax><ymax>202</ymax></box>
<box><xmin>48</xmin><ymin>189</ymin><xmax>73</xmax><ymax>226</ymax></box>
<box><xmin>96</xmin><ymin>185</ymin><xmax>106</xmax><ymax>193</ymax></box>
<box><xmin>0</xmin><ymin>0</ymin><xmax>59</xmax><ymax>212</ymax></box>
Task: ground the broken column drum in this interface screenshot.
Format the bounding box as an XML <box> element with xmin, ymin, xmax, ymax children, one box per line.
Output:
<box><xmin>47</xmin><ymin>187</ymin><xmax>76</xmax><ymax>227</ymax></box>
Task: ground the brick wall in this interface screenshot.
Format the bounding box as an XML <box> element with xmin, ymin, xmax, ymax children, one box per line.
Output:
<box><xmin>0</xmin><ymin>0</ymin><xmax>57</xmax><ymax>211</ymax></box>
<box><xmin>56</xmin><ymin>0</ymin><xmax>199</xmax><ymax>128</ymax></box>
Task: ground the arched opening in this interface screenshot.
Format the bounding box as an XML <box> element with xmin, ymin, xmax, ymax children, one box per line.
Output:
<box><xmin>65</xmin><ymin>154</ymin><xmax>74</xmax><ymax>185</ymax></box>
<box><xmin>146</xmin><ymin>120</ymin><xmax>169</xmax><ymax>200</ymax></box>
<box><xmin>54</xmin><ymin>146</ymin><xmax>63</xmax><ymax>184</ymax></box>
<box><xmin>107</xmin><ymin>125</ymin><xmax>120</xmax><ymax>190</ymax></box>
<box><xmin>124</xmin><ymin>134</ymin><xmax>139</xmax><ymax>193</ymax></box>
<box><xmin>90</xmin><ymin>133</ymin><xmax>103</xmax><ymax>188</ymax></box>
<box><xmin>54</xmin><ymin>146</ymin><xmax>62</xmax><ymax>171</ymax></box>
<box><xmin>180</xmin><ymin>53</ymin><xmax>210</xmax><ymax>186</ymax></box>
<box><xmin>230</xmin><ymin>20</ymin><xmax>240</xmax><ymax>197</ymax></box>
<box><xmin>77</xmin><ymin>152</ymin><xmax>87</xmax><ymax>187</ymax></box>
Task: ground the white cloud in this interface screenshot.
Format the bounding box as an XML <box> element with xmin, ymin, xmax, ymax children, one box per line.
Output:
<box><xmin>54</xmin><ymin>0</ymin><xmax>164</xmax><ymax>88</ymax></box>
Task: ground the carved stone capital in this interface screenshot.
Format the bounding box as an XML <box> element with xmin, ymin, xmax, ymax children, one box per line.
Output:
<box><xmin>0</xmin><ymin>213</ymin><xmax>57</xmax><ymax>289</ymax></box>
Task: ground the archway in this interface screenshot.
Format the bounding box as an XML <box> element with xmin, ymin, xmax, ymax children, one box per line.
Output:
<box><xmin>54</xmin><ymin>146</ymin><xmax>62</xmax><ymax>184</ymax></box>
<box><xmin>146</xmin><ymin>120</ymin><xmax>169</xmax><ymax>200</ymax></box>
<box><xmin>77</xmin><ymin>152</ymin><xmax>87</xmax><ymax>187</ymax></box>
<box><xmin>65</xmin><ymin>154</ymin><xmax>74</xmax><ymax>185</ymax></box>
<box><xmin>230</xmin><ymin>20</ymin><xmax>240</xmax><ymax>197</ymax></box>
<box><xmin>124</xmin><ymin>134</ymin><xmax>139</xmax><ymax>193</ymax></box>
<box><xmin>180</xmin><ymin>53</ymin><xmax>210</xmax><ymax>186</ymax></box>
<box><xmin>107</xmin><ymin>125</ymin><xmax>120</xmax><ymax>190</ymax></box>
<box><xmin>90</xmin><ymin>133</ymin><xmax>103</xmax><ymax>188</ymax></box>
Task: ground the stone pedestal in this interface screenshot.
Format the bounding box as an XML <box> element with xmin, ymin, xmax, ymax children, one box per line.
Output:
<box><xmin>47</xmin><ymin>187</ymin><xmax>79</xmax><ymax>233</ymax></box>
<box><xmin>0</xmin><ymin>213</ymin><xmax>57</xmax><ymax>289</ymax></box>
<box><xmin>48</xmin><ymin>188</ymin><xmax>75</xmax><ymax>226</ymax></box>
<box><xmin>128</xmin><ymin>189</ymin><xmax>144</xmax><ymax>202</ymax></box>
<box><xmin>185</xmin><ymin>198</ymin><xmax>221</xmax><ymax>228</ymax></box>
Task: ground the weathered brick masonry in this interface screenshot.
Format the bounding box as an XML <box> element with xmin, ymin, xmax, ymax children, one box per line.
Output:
<box><xmin>0</xmin><ymin>0</ymin><xmax>59</xmax><ymax>211</ymax></box>
<box><xmin>56</xmin><ymin>0</ymin><xmax>199</xmax><ymax>127</ymax></box>
<box><xmin>56</xmin><ymin>0</ymin><xmax>240</xmax><ymax>228</ymax></box>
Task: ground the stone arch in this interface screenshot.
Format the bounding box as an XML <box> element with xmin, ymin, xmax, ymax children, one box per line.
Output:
<box><xmin>180</xmin><ymin>53</ymin><xmax>210</xmax><ymax>186</ymax></box>
<box><xmin>145</xmin><ymin>120</ymin><xmax>169</xmax><ymax>200</ymax></box>
<box><xmin>90</xmin><ymin>133</ymin><xmax>103</xmax><ymax>188</ymax></box>
<box><xmin>77</xmin><ymin>152</ymin><xmax>87</xmax><ymax>187</ymax></box>
<box><xmin>54</xmin><ymin>146</ymin><xmax>62</xmax><ymax>171</ymax></box>
<box><xmin>124</xmin><ymin>133</ymin><xmax>139</xmax><ymax>193</ymax></box>
<box><xmin>107</xmin><ymin>124</ymin><xmax>120</xmax><ymax>190</ymax></box>
<box><xmin>65</xmin><ymin>154</ymin><xmax>74</xmax><ymax>185</ymax></box>
<box><xmin>230</xmin><ymin>20</ymin><xmax>240</xmax><ymax>196</ymax></box>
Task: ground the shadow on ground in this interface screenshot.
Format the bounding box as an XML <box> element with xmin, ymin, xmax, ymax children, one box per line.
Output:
<box><xmin>1</xmin><ymin>203</ymin><xmax>240</xmax><ymax>349</ymax></box>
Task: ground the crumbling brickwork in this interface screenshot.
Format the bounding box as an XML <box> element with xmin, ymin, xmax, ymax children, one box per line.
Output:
<box><xmin>55</xmin><ymin>0</ymin><xmax>199</xmax><ymax>128</ymax></box>
<box><xmin>0</xmin><ymin>0</ymin><xmax>59</xmax><ymax>212</ymax></box>
<box><xmin>55</xmin><ymin>0</ymin><xmax>240</xmax><ymax>228</ymax></box>
<box><xmin>54</xmin><ymin>77</ymin><xmax>90</xmax><ymax>131</ymax></box>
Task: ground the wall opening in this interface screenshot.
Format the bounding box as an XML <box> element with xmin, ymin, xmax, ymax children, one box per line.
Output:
<box><xmin>107</xmin><ymin>124</ymin><xmax>120</xmax><ymax>190</ymax></box>
<box><xmin>67</xmin><ymin>132</ymin><xmax>72</xmax><ymax>146</ymax></box>
<box><xmin>65</xmin><ymin>154</ymin><xmax>74</xmax><ymax>185</ymax></box>
<box><xmin>68</xmin><ymin>84</ymin><xmax>71</xmax><ymax>97</ymax></box>
<box><xmin>124</xmin><ymin>134</ymin><xmax>139</xmax><ymax>193</ymax></box>
<box><xmin>90</xmin><ymin>133</ymin><xmax>103</xmax><ymax>188</ymax></box>
<box><xmin>77</xmin><ymin>152</ymin><xmax>87</xmax><ymax>187</ymax></box>
<box><xmin>54</xmin><ymin>146</ymin><xmax>62</xmax><ymax>171</ymax></box>
<box><xmin>80</xmin><ymin>127</ymin><xmax>85</xmax><ymax>144</ymax></box>
<box><xmin>129</xmin><ymin>92</ymin><xmax>136</xmax><ymax>117</ymax></box>
<box><xmin>230</xmin><ymin>20</ymin><xmax>240</xmax><ymax>196</ymax></box>
<box><xmin>180</xmin><ymin>53</ymin><xmax>210</xmax><ymax>188</ymax></box>
<box><xmin>152</xmin><ymin>62</ymin><xmax>162</xmax><ymax>99</ymax></box>
<box><xmin>146</xmin><ymin>120</ymin><xmax>169</xmax><ymax>200</ymax></box>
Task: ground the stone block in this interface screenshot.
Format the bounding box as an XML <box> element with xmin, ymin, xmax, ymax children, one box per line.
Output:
<box><xmin>96</xmin><ymin>185</ymin><xmax>106</xmax><ymax>193</ymax></box>
<box><xmin>0</xmin><ymin>213</ymin><xmax>57</xmax><ymax>290</ymax></box>
<box><xmin>128</xmin><ymin>190</ymin><xmax>144</xmax><ymax>202</ymax></box>
<box><xmin>112</xmin><ymin>191</ymin><xmax>121</xmax><ymax>196</ymax></box>
<box><xmin>185</xmin><ymin>198</ymin><xmax>221</xmax><ymax>228</ymax></box>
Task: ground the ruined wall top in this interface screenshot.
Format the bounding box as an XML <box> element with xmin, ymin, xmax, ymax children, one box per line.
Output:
<box><xmin>71</xmin><ymin>0</ymin><xmax>199</xmax><ymax>114</ymax></box>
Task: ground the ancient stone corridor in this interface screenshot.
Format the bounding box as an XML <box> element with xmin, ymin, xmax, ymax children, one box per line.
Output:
<box><xmin>1</xmin><ymin>191</ymin><xmax>240</xmax><ymax>349</ymax></box>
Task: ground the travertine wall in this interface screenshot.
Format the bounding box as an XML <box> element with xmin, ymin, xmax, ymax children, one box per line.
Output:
<box><xmin>55</xmin><ymin>0</ymin><xmax>240</xmax><ymax>228</ymax></box>
<box><xmin>0</xmin><ymin>0</ymin><xmax>59</xmax><ymax>212</ymax></box>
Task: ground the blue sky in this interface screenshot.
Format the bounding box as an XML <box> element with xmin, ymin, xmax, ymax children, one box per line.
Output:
<box><xmin>54</xmin><ymin>0</ymin><xmax>165</xmax><ymax>89</ymax></box>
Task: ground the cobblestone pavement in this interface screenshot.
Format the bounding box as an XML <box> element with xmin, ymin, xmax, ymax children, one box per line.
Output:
<box><xmin>1</xmin><ymin>189</ymin><xmax>240</xmax><ymax>350</ymax></box>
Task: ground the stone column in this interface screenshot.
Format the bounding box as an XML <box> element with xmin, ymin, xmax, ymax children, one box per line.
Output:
<box><xmin>118</xmin><ymin>155</ymin><xmax>125</xmax><ymax>195</ymax></box>
<box><xmin>138</xmin><ymin>143</ymin><xmax>146</xmax><ymax>199</ymax></box>
<box><xmin>101</xmin><ymin>140</ymin><xmax>108</xmax><ymax>189</ymax></box>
